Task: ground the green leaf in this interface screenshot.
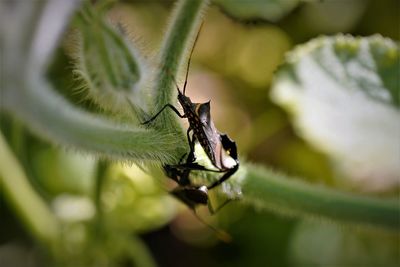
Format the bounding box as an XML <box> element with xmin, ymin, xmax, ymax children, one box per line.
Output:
<box><xmin>271</xmin><ymin>34</ymin><xmax>400</xmax><ymax>192</ymax></box>
<box><xmin>73</xmin><ymin>3</ymin><xmax>147</xmax><ymax>113</ymax></box>
<box><xmin>213</xmin><ymin>0</ymin><xmax>312</xmax><ymax>22</ymax></box>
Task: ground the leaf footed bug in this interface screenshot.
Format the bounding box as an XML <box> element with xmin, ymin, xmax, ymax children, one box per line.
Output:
<box><xmin>158</xmin><ymin>93</ymin><xmax>239</xmax><ymax>242</ymax></box>
<box><xmin>142</xmin><ymin>24</ymin><xmax>239</xmax><ymax>197</ymax></box>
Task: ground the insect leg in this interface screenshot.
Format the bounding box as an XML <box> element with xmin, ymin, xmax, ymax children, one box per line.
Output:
<box><xmin>141</xmin><ymin>104</ymin><xmax>185</xmax><ymax>125</ymax></box>
<box><xmin>175</xmin><ymin>127</ymin><xmax>193</xmax><ymax>166</ymax></box>
<box><xmin>207</xmin><ymin>164</ymin><xmax>239</xmax><ymax>190</ymax></box>
<box><xmin>170</xmin><ymin>162</ymin><xmax>223</xmax><ymax>173</ymax></box>
<box><xmin>186</xmin><ymin>128</ymin><xmax>197</xmax><ymax>163</ymax></box>
<box><xmin>163</xmin><ymin>164</ymin><xmax>191</xmax><ymax>186</ymax></box>
<box><xmin>178</xmin><ymin>153</ymin><xmax>187</xmax><ymax>164</ymax></box>
<box><xmin>207</xmin><ymin>198</ymin><xmax>233</xmax><ymax>215</ymax></box>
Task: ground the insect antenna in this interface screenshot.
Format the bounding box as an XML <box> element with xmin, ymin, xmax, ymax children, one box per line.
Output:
<box><xmin>183</xmin><ymin>22</ymin><xmax>204</xmax><ymax>95</ymax></box>
<box><xmin>164</xmin><ymin>22</ymin><xmax>203</xmax><ymax>96</ymax></box>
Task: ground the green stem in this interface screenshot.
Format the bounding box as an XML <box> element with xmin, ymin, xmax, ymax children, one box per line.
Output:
<box><xmin>155</xmin><ymin>0</ymin><xmax>208</xmax><ymax>107</ymax></box>
<box><xmin>240</xmin><ymin>164</ymin><xmax>399</xmax><ymax>231</ymax></box>
<box><xmin>3</xmin><ymin>0</ymin><xmax>210</xmax><ymax>164</ymax></box>
<box><xmin>4</xmin><ymin>77</ymin><xmax>181</xmax><ymax>162</ymax></box>
<box><xmin>0</xmin><ymin>131</ymin><xmax>60</xmax><ymax>245</ymax></box>
<box><xmin>151</xmin><ymin>0</ymin><xmax>209</xmax><ymax>134</ymax></box>
<box><xmin>93</xmin><ymin>159</ymin><xmax>108</xmax><ymax>233</ymax></box>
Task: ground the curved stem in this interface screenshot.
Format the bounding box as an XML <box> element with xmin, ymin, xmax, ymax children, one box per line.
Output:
<box><xmin>4</xmin><ymin>77</ymin><xmax>181</xmax><ymax>162</ymax></box>
<box><xmin>0</xmin><ymin>131</ymin><xmax>60</xmax><ymax>245</ymax></box>
<box><xmin>240</xmin><ymin>164</ymin><xmax>399</xmax><ymax>231</ymax></box>
<box><xmin>2</xmin><ymin>0</ymin><xmax>210</xmax><ymax>163</ymax></box>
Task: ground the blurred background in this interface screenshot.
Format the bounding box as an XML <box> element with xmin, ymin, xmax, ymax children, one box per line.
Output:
<box><xmin>1</xmin><ymin>0</ymin><xmax>399</xmax><ymax>266</ymax></box>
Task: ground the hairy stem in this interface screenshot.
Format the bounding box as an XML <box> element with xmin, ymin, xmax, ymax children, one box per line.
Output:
<box><xmin>240</xmin><ymin>164</ymin><xmax>399</xmax><ymax>231</ymax></box>
<box><xmin>151</xmin><ymin>0</ymin><xmax>209</xmax><ymax>132</ymax></box>
<box><xmin>3</xmin><ymin>0</ymin><xmax>211</xmax><ymax>163</ymax></box>
<box><xmin>4</xmin><ymin>77</ymin><xmax>181</xmax><ymax>162</ymax></box>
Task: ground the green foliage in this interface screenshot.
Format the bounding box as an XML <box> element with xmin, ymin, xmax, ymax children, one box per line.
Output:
<box><xmin>0</xmin><ymin>132</ymin><xmax>59</xmax><ymax>246</ymax></box>
<box><xmin>1</xmin><ymin>0</ymin><xmax>185</xmax><ymax>163</ymax></box>
<box><xmin>0</xmin><ymin>0</ymin><xmax>399</xmax><ymax>266</ymax></box>
<box><xmin>243</xmin><ymin>164</ymin><xmax>399</xmax><ymax>230</ymax></box>
<box><xmin>271</xmin><ymin>35</ymin><xmax>400</xmax><ymax>192</ymax></box>
<box><xmin>73</xmin><ymin>2</ymin><xmax>145</xmax><ymax>113</ymax></box>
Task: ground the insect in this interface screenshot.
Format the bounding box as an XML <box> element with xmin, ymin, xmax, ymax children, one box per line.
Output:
<box><xmin>142</xmin><ymin>25</ymin><xmax>239</xmax><ymax>194</ymax></box>
<box><xmin>164</xmin><ymin>163</ymin><xmax>235</xmax><ymax>214</ymax></box>
<box><xmin>163</xmin><ymin>163</ymin><xmax>234</xmax><ymax>242</ymax></box>
<box><xmin>143</xmin><ymin>25</ymin><xmax>240</xmax><ymax>241</ymax></box>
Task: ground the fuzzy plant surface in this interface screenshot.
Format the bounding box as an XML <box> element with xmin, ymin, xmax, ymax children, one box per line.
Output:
<box><xmin>0</xmin><ymin>0</ymin><xmax>399</xmax><ymax>261</ymax></box>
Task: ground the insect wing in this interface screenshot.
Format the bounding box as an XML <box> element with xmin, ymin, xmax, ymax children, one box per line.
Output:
<box><xmin>196</xmin><ymin>102</ymin><xmax>221</xmax><ymax>162</ymax></box>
